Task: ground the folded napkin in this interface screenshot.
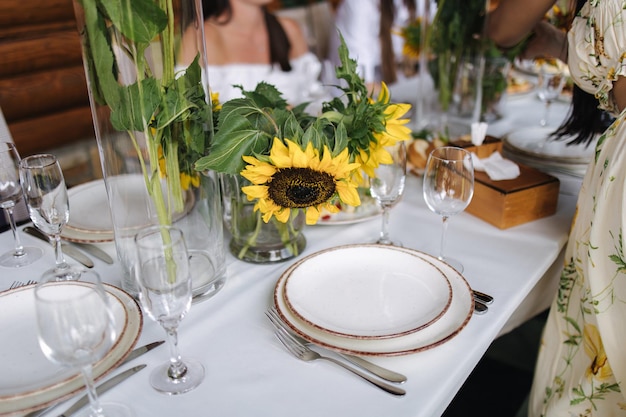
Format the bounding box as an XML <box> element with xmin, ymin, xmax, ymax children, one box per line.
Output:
<box><xmin>471</xmin><ymin>122</ymin><xmax>488</xmax><ymax>146</ymax></box>
<box><xmin>471</xmin><ymin>151</ymin><xmax>520</xmax><ymax>181</ymax></box>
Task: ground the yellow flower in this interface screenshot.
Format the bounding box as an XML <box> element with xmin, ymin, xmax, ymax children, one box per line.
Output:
<box><xmin>583</xmin><ymin>323</ymin><xmax>613</xmax><ymax>381</ymax></box>
<box><xmin>357</xmin><ymin>83</ymin><xmax>412</xmax><ymax>179</ymax></box>
<box><xmin>241</xmin><ymin>137</ymin><xmax>361</xmax><ymax>225</ymax></box>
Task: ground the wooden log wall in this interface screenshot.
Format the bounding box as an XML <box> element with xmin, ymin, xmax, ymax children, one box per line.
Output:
<box><xmin>0</xmin><ymin>0</ymin><xmax>94</xmax><ymax>157</ymax></box>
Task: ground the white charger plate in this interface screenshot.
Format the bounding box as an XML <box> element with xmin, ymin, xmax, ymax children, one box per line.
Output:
<box><xmin>0</xmin><ymin>282</ymin><xmax>142</xmax><ymax>415</ymax></box>
<box><xmin>274</xmin><ymin>245</ymin><xmax>473</xmax><ymax>356</ymax></box>
<box><xmin>283</xmin><ymin>245</ymin><xmax>452</xmax><ymax>339</ymax></box>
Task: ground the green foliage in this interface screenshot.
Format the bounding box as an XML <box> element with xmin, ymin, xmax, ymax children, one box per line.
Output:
<box><xmin>195</xmin><ymin>35</ymin><xmax>391</xmax><ymax>175</ymax></box>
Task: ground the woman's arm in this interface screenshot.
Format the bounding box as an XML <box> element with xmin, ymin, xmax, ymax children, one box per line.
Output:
<box><xmin>487</xmin><ymin>0</ymin><xmax>555</xmax><ymax>47</ymax></box>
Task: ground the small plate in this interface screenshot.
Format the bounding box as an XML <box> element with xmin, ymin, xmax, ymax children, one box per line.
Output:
<box><xmin>317</xmin><ymin>193</ymin><xmax>381</xmax><ymax>226</ymax></box>
<box><xmin>274</xmin><ymin>245</ymin><xmax>474</xmax><ymax>356</ymax></box>
<box><xmin>0</xmin><ymin>282</ymin><xmax>142</xmax><ymax>415</ymax></box>
<box><xmin>283</xmin><ymin>245</ymin><xmax>451</xmax><ymax>339</ymax></box>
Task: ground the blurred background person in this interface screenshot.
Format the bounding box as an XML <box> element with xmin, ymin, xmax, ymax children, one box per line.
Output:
<box><xmin>197</xmin><ymin>0</ymin><xmax>325</xmax><ymax>107</ymax></box>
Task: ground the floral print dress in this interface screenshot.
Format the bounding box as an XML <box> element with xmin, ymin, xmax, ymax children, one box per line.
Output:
<box><xmin>528</xmin><ymin>1</ymin><xmax>626</xmax><ymax>416</ymax></box>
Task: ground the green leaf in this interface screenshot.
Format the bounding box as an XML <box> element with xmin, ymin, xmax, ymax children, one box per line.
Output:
<box><xmin>100</xmin><ymin>0</ymin><xmax>167</xmax><ymax>44</ymax></box>
<box><xmin>110</xmin><ymin>78</ymin><xmax>160</xmax><ymax>131</ymax></box>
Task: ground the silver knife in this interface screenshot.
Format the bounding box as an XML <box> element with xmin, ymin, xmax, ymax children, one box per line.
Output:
<box><xmin>72</xmin><ymin>242</ymin><xmax>114</xmax><ymax>264</ymax></box>
<box><xmin>24</xmin><ymin>341</ymin><xmax>163</xmax><ymax>417</ymax></box>
<box><xmin>58</xmin><ymin>364</ymin><xmax>146</xmax><ymax>417</ymax></box>
<box><xmin>23</xmin><ymin>226</ymin><xmax>94</xmax><ymax>268</ymax></box>
<box><xmin>472</xmin><ymin>289</ymin><xmax>494</xmax><ymax>305</ymax></box>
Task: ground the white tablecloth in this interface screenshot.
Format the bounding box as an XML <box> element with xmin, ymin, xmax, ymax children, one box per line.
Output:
<box><xmin>1</xmin><ymin>86</ymin><xmax>578</xmax><ymax>417</ymax></box>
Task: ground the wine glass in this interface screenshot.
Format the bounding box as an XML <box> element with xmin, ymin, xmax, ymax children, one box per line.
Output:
<box><xmin>19</xmin><ymin>154</ymin><xmax>83</xmax><ymax>281</ymax></box>
<box><xmin>134</xmin><ymin>225</ymin><xmax>205</xmax><ymax>395</ymax></box>
<box><xmin>34</xmin><ymin>279</ymin><xmax>134</xmax><ymax>417</ymax></box>
<box><xmin>537</xmin><ymin>64</ymin><xmax>566</xmax><ymax>127</ymax></box>
<box><xmin>0</xmin><ymin>142</ymin><xmax>43</xmax><ymax>267</ymax></box>
<box><xmin>423</xmin><ymin>146</ymin><xmax>474</xmax><ymax>272</ymax></box>
<box><xmin>369</xmin><ymin>141</ymin><xmax>407</xmax><ymax>245</ymax></box>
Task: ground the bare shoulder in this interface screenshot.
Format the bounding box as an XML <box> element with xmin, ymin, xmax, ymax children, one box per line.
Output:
<box><xmin>276</xmin><ymin>15</ymin><xmax>309</xmax><ymax>57</ymax></box>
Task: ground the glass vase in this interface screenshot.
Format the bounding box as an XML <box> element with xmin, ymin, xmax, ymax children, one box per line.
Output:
<box><xmin>71</xmin><ymin>0</ymin><xmax>227</xmax><ymax>297</ymax></box>
<box><xmin>221</xmin><ymin>174</ymin><xmax>306</xmax><ymax>263</ymax></box>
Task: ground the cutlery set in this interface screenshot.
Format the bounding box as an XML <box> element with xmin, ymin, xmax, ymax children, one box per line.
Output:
<box><xmin>266</xmin><ymin>287</ymin><xmax>494</xmax><ymax>395</ymax></box>
<box><xmin>22</xmin><ymin>226</ymin><xmax>113</xmax><ymax>268</ymax></box>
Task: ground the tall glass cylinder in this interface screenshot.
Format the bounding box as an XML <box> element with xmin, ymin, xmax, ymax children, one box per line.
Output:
<box><xmin>71</xmin><ymin>0</ymin><xmax>226</xmax><ymax>297</ymax></box>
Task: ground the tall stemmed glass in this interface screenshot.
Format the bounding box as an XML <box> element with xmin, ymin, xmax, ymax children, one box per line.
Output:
<box><xmin>369</xmin><ymin>141</ymin><xmax>407</xmax><ymax>245</ymax></box>
<box><xmin>537</xmin><ymin>64</ymin><xmax>566</xmax><ymax>127</ymax></box>
<box><xmin>134</xmin><ymin>225</ymin><xmax>204</xmax><ymax>395</ymax></box>
<box><xmin>19</xmin><ymin>154</ymin><xmax>82</xmax><ymax>281</ymax></box>
<box><xmin>35</xmin><ymin>279</ymin><xmax>134</xmax><ymax>417</ymax></box>
<box><xmin>0</xmin><ymin>142</ymin><xmax>43</xmax><ymax>267</ymax></box>
<box><xmin>423</xmin><ymin>146</ymin><xmax>474</xmax><ymax>272</ymax></box>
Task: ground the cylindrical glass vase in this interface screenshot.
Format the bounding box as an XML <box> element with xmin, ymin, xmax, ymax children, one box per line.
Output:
<box><xmin>72</xmin><ymin>0</ymin><xmax>226</xmax><ymax>297</ymax></box>
<box><xmin>221</xmin><ymin>174</ymin><xmax>306</xmax><ymax>263</ymax></box>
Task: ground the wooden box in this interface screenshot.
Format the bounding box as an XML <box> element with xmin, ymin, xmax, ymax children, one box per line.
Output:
<box><xmin>450</xmin><ymin>137</ymin><xmax>560</xmax><ymax>229</ymax></box>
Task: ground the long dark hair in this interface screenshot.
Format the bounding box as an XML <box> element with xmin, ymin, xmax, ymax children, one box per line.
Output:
<box><xmin>201</xmin><ymin>0</ymin><xmax>292</xmax><ymax>71</ymax></box>
<box><xmin>552</xmin><ymin>0</ymin><xmax>610</xmax><ymax>146</ymax></box>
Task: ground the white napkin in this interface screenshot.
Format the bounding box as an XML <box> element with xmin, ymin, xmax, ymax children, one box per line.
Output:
<box><xmin>471</xmin><ymin>122</ymin><xmax>488</xmax><ymax>146</ymax></box>
<box><xmin>471</xmin><ymin>151</ymin><xmax>520</xmax><ymax>181</ymax></box>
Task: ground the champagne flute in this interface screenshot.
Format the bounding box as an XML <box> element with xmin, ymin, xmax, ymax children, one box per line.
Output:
<box><xmin>19</xmin><ymin>154</ymin><xmax>83</xmax><ymax>281</ymax></box>
<box><xmin>537</xmin><ymin>64</ymin><xmax>566</xmax><ymax>127</ymax></box>
<box><xmin>0</xmin><ymin>142</ymin><xmax>43</xmax><ymax>267</ymax></box>
<box><xmin>423</xmin><ymin>146</ymin><xmax>474</xmax><ymax>272</ymax></box>
<box><xmin>369</xmin><ymin>141</ymin><xmax>407</xmax><ymax>245</ymax></box>
<box><xmin>134</xmin><ymin>225</ymin><xmax>205</xmax><ymax>395</ymax></box>
<box><xmin>35</xmin><ymin>279</ymin><xmax>134</xmax><ymax>417</ymax></box>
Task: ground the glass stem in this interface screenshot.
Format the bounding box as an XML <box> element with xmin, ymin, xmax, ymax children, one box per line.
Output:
<box><xmin>5</xmin><ymin>207</ymin><xmax>24</xmax><ymax>257</ymax></box>
<box><xmin>53</xmin><ymin>233</ymin><xmax>68</xmax><ymax>269</ymax></box>
<box><xmin>81</xmin><ymin>364</ymin><xmax>105</xmax><ymax>417</ymax></box>
<box><xmin>541</xmin><ymin>101</ymin><xmax>551</xmax><ymax>126</ymax></box>
<box><xmin>165</xmin><ymin>326</ymin><xmax>187</xmax><ymax>380</ymax></box>
<box><xmin>439</xmin><ymin>215</ymin><xmax>450</xmax><ymax>261</ymax></box>
<box><xmin>378</xmin><ymin>205</ymin><xmax>391</xmax><ymax>245</ymax></box>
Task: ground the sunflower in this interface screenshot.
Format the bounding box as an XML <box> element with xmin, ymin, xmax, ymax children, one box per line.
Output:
<box><xmin>241</xmin><ymin>138</ymin><xmax>361</xmax><ymax>225</ymax></box>
<box><xmin>356</xmin><ymin>83</ymin><xmax>412</xmax><ymax>179</ymax></box>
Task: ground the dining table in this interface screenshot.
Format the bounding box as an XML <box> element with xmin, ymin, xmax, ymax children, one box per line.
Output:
<box><xmin>0</xmin><ymin>77</ymin><xmax>580</xmax><ymax>417</ymax></box>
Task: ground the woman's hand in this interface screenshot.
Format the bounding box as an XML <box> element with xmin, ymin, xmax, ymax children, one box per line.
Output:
<box><xmin>520</xmin><ymin>20</ymin><xmax>568</xmax><ymax>63</ymax></box>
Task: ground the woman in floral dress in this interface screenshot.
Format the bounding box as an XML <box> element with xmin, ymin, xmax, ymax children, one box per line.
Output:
<box><xmin>489</xmin><ymin>0</ymin><xmax>626</xmax><ymax>415</ymax></box>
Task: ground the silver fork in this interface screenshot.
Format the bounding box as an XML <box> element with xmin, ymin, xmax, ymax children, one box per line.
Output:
<box><xmin>267</xmin><ymin>313</ymin><xmax>406</xmax><ymax>396</ymax></box>
<box><xmin>8</xmin><ymin>280</ymin><xmax>37</xmax><ymax>290</ymax></box>
<box><xmin>266</xmin><ymin>307</ymin><xmax>407</xmax><ymax>383</ymax></box>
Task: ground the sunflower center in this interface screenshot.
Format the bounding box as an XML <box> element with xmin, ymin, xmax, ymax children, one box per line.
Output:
<box><xmin>268</xmin><ymin>168</ymin><xmax>336</xmax><ymax>208</ymax></box>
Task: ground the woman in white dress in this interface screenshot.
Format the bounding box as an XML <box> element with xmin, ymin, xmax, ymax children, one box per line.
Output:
<box><xmin>489</xmin><ymin>0</ymin><xmax>626</xmax><ymax>415</ymax></box>
<box><xmin>198</xmin><ymin>0</ymin><xmax>324</xmax><ymax>106</ymax></box>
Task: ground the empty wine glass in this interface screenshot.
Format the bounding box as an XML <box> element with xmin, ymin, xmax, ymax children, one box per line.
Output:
<box><xmin>369</xmin><ymin>141</ymin><xmax>407</xmax><ymax>245</ymax></box>
<box><xmin>35</xmin><ymin>279</ymin><xmax>134</xmax><ymax>417</ymax></box>
<box><xmin>537</xmin><ymin>64</ymin><xmax>566</xmax><ymax>127</ymax></box>
<box><xmin>134</xmin><ymin>225</ymin><xmax>204</xmax><ymax>395</ymax></box>
<box><xmin>0</xmin><ymin>142</ymin><xmax>43</xmax><ymax>267</ymax></box>
<box><xmin>423</xmin><ymin>146</ymin><xmax>474</xmax><ymax>272</ymax></box>
<box><xmin>19</xmin><ymin>154</ymin><xmax>83</xmax><ymax>281</ymax></box>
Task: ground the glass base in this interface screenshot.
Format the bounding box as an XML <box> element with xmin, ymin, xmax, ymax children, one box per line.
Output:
<box><xmin>41</xmin><ymin>265</ymin><xmax>100</xmax><ymax>282</ymax></box>
<box><xmin>73</xmin><ymin>402</ymin><xmax>135</xmax><ymax>417</ymax></box>
<box><xmin>150</xmin><ymin>358</ymin><xmax>205</xmax><ymax>395</ymax></box>
<box><xmin>229</xmin><ymin>234</ymin><xmax>306</xmax><ymax>264</ymax></box>
<box><xmin>0</xmin><ymin>246</ymin><xmax>43</xmax><ymax>268</ymax></box>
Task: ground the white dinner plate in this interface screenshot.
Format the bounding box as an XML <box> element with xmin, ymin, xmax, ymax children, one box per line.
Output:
<box><xmin>65</xmin><ymin>180</ymin><xmax>114</xmax><ymax>234</ymax></box>
<box><xmin>283</xmin><ymin>245</ymin><xmax>452</xmax><ymax>339</ymax></box>
<box><xmin>0</xmin><ymin>282</ymin><xmax>142</xmax><ymax>415</ymax></box>
<box><xmin>274</xmin><ymin>245</ymin><xmax>473</xmax><ymax>356</ymax></box>
<box><xmin>62</xmin><ymin>176</ymin><xmax>194</xmax><ymax>243</ymax></box>
<box><xmin>503</xmin><ymin>126</ymin><xmax>596</xmax><ymax>178</ymax></box>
